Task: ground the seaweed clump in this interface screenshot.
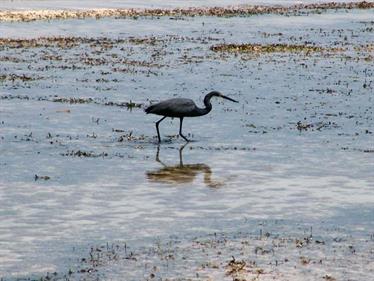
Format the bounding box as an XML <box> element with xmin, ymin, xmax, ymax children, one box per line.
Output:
<box><xmin>210</xmin><ymin>43</ymin><xmax>342</xmax><ymax>54</ymax></box>
<box><xmin>0</xmin><ymin>37</ymin><xmax>125</xmax><ymax>49</ymax></box>
<box><xmin>61</xmin><ymin>150</ymin><xmax>109</xmax><ymax>157</ymax></box>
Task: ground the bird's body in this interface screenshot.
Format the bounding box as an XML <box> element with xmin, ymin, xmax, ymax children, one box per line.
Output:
<box><xmin>145</xmin><ymin>98</ymin><xmax>206</xmax><ymax>118</ymax></box>
<box><xmin>145</xmin><ymin>91</ymin><xmax>238</xmax><ymax>142</ymax></box>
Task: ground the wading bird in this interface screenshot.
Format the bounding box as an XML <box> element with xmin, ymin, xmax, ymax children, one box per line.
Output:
<box><xmin>145</xmin><ymin>91</ymin><xmax>238</xmax><ymax>142</ymax></box>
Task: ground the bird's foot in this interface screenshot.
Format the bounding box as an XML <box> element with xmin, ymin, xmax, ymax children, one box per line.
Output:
<box><xmin>179</xmin><ymin>134</ymin><xmax>190</xmax><ymax>142</ymax></box>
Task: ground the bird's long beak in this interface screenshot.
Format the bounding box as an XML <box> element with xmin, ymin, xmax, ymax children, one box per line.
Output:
<box><xmin>220</xmin><ymin>94</ymin><xmax>238</xmax><ymax>103</ymax></box>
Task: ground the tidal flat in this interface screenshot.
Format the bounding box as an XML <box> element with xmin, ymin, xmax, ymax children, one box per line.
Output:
<box><xmin>0</xmin><ymin>1</ymin><xmax>373</xmax><ymax>280</ymax></box>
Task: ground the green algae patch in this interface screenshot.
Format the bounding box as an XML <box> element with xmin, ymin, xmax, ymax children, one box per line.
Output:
<box><xmin>210</xmin><ymin>43</ymin><xmax>342</xmax><ymax>54</ymax></box>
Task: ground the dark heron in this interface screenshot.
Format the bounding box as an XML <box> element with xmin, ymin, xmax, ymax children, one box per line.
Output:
<box><xmin>145</xmin><ymin>91</ymin><xmax>238</xmax><ymax>142</ymax></box>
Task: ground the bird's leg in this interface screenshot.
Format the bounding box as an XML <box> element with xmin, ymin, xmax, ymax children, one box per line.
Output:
<box><xmin>179</xmin><ymin>117</ymin><xmax>189</xmax><ymax>142</ymax></box>
<box><xmin>156</xmin><ymin>116</ymin><xmax>166</xmax><ymax>143</ymax></box>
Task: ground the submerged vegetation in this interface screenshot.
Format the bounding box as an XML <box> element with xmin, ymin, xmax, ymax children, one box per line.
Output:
<box><xmin>0</xmin><ymin>94</ymin><xmax>142</xmax><ymax>108</ymax></box>
<box><xmin>210</xmin><ymin>43</ymin><xmax>343</xmax><ymax>54</ymax></box>
<box><xmin>0</xmin><ymin>37</ymin><xmax>126</xmax><ymax>49</ymax></box>
<box><xmin>11</xmin><ymin>224</ymin><xmax>372</xmax><ymax>281</ymax></box>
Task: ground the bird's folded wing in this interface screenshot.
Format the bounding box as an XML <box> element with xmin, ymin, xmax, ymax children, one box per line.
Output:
<box><xmin>147</xmin><ymin>98</ymin><xmax>197</xmax><ymax>117</ymax></box>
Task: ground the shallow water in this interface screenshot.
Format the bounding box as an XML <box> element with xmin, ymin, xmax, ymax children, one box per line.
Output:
<box><xmin>0</xmin><ymin>3</ymin><xmax>373</xmax><ymax>280</ymax></box>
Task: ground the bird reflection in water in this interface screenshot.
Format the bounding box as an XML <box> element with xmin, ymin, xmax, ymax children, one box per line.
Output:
<box><xmin>146</xmin><ymin>143</ymin><xmax>223</xmax><ymax>188</ymax></box>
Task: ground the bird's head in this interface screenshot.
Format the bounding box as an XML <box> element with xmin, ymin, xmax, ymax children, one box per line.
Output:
<box><xmin>209</xmin><ymin>91</ymin><xmax>238</xmax><ymax>103</ymax></box>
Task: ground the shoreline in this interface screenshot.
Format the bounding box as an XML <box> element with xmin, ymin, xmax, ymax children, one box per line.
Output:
<box><xmin>0</xmin><ymin>1</ymin><xmax>373</xmax><ymax>22</ymax></box>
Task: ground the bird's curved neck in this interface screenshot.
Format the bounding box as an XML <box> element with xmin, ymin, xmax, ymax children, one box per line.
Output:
<box><xmin>196</xmin><ymin>92</ymin><xmax>214</xmax><ymax>116</ymax></box>
<box><xmin>191</xmin><ymin>91</ymin><xmax>221</xmax><ymax>116</ymax></box>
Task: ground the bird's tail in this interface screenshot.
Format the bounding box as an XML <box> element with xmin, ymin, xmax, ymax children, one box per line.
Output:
<box><xmin>144</xmin><ymin>104</ymin><xmax>155</xmax><ymax>114</ymax></box>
